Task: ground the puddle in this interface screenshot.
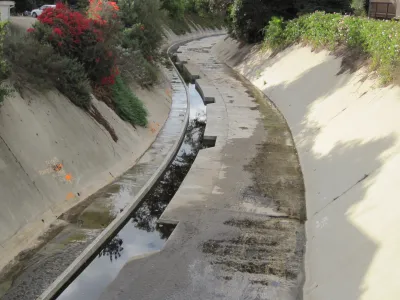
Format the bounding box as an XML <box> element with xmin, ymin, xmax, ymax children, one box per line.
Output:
<box><xmin>54</xmin><ymin>83</ymin><xmax>207</xmax><ymax>300</ymax></box>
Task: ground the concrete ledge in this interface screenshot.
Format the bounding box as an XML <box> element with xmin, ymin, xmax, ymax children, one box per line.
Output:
<box><xmin>158</xmin><ymin>57</ymin><xmax>226</xmax><ymax>224</ymax></box>
<box><xmin>195</xmin><ymin>79</ymin><xmax>216</xmax><ymax>104</ymax></box>
<box><xmin>183</xmin><ymin>63</ymin><xmax>201</xmax><ymax>82</ymax></box>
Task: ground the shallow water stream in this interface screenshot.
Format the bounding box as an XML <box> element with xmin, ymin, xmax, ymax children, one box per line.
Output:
<box><xmin>55</xmin><ymin>84</ymin><xmax>207</xmax><ymax>300</ymax></box>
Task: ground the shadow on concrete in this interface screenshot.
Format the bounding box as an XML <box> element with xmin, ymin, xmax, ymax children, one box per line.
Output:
<box><xmin>254</xmin><ymin>54</ymin><xmax>397</xmax><ymax>299</ymax></box>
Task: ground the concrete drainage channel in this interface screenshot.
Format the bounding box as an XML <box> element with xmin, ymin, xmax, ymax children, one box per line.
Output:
<box><xmin>53</xmin><ymin>83</ymin><xmax>211</xmax><ymax>300</ymax></box>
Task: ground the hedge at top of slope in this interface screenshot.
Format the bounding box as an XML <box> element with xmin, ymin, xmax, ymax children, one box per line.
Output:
<box><xmin>264</xmin><ymin>12</ymin><xmax>400</xmax><ymax>84</ymax></box>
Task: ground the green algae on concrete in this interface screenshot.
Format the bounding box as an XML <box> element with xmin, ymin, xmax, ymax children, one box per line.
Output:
<box><xmin>230</xmin><ymin>70</ymin><xmax>306</xmax><ymax>222</ymax></box>
<box><xmin>78</xmin><ymin>206</ymin><xmax>116</xmax><ymax>229</ymax></box>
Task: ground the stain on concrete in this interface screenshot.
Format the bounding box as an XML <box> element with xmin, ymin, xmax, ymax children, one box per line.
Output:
<box><xmin>0</xmin><ymin>221</ymin><xmax>67</xmax><ymax>298</ymax></box>
<box><xmin>231</xmin><ymin>70</ymin><xmax>306</xmax><ymax>221</ymax></box>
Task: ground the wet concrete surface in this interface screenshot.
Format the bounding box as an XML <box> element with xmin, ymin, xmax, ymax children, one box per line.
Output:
<box><xmin>0</xmin><ymin>67</ymin><xmax>189</xmax><ymax>300</ymax></box>
<box><xmin>99</xmin><ymin>36</ymin><xmax>305</xmax><ymax>300</ymax></box>
<box><xmin>55</xmin><ymin>84</ymin><xmax>207</xmax><ymax>300</ymax></box>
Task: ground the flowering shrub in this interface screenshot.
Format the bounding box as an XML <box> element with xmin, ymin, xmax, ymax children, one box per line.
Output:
<box><xmin>28</xmin><ymin>2</ymin><xmax>120</xmax><ymax>86</ymax></box>
<box><xmin>264</xmin><ymin>12</ymin><xmax>400</xmax><ymax>84</ymax></box>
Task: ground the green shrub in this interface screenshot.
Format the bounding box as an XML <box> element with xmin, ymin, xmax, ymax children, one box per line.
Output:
<box><xmin>0</xmin><ymin>21</ymin><xmax>8</xmax><ymax>76</ymax></box>
<box><xmin>117</xmin><ymin>48</ymin><xmax>159</xmax><ymax>86</ymax></box>
<box><xmin>4</xmin><ymin>33</ymin><xmax>91</xmax><ymax>108</ymax></box>
<box><xmin>185</xmin><ymin>0</ymin><xmax>211</xmax><ymax>16</ymax></box>
<box><xmin>351</xmin><ymin>0</ymin><xmax>368</xmax><ymax>16</ymax></box>
<box><xmin>118</xmin><ymin>0</ymin><xmax>162</xmax><ymax>86</ymax></box>
<box><xmin>0</xmin><ymin>82</ymin><xmax>13</xmax><ymax>105</ymax></box>
<box><xmin>112</xmin><ymin>76</ymin><xmax>148</xmax><ymax>127</ymax></box>
<box><xmin>0</xmin><ymin>21</ymin><xmax>12</xmax><ymax>105</ymax></box>
<box><xmin>264</xmin><ymin>17</ymin><xmax>286</xmax><ymax>49</ymax></box>
<box><xmin>120</xmin><ymin>0</ymin><xmax>164</xmax><ymax>57</ymax></box>
<box><xmin>161</xmin><ymin>0</ymin><xmax>186</xmax><ymax>19</ymax></box>
<box><xmin>264</xmin><ymin>12</ymin><xmax>400</xmax><ymax>84</ymax></box>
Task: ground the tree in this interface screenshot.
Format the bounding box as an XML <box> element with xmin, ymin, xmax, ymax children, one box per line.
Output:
<box><xmin>351</xmin><ymin>0</ymin><xmax>368</xmax><ymax>16</ymax></box>
<box><xmin>161</xmin><ymin>0</ymin><xmax>186</xmax><ymax>19</ymax></box>
<box><xmin>228</xmin><ymin>0</ymin><xmax>297</xmax><ymax>43</ymax></box>
<box><xmin>295</xmin><ymin>0</ymin><xmax>352</xmax><ymax>14</ymax></box>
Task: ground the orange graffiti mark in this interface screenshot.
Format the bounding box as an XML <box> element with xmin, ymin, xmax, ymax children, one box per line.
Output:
<box><xmin>66</xmin><ymin>192</ymin><xmax>75</xmax><ymax>200</ymax></box>
<box><xmin>149</xmin><ymin>122</ymin><xmax>158</xmax><ymax>133</ymax></box>
<box><xmin>65</xmin><ymin>173</ymin><xmax>73</xmax><ymax>182</ymax></box>
<box><xmin>53</xmin><ymin>163</ymin><xmax>63</xmax><ymax>172</ymax></box>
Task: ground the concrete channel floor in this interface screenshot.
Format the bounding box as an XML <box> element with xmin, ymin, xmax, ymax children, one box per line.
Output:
<box><xmin>100</xmin><ymin>36</ymin><xmax>306</xmax><ymax>300</ymax></box>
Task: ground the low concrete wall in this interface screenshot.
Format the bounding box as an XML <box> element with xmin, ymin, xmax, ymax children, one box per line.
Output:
<box><xmin>215</xmin><ymin>37</ymin><xmax>400</xmax><ymax>300</ymax></box>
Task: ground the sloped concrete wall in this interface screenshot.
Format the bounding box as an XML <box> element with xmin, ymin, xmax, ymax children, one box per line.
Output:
<box><xmin>215</xmin><ymin>37</ymin><xmax>400</xmax><ymax>300</ymax></box>
<box><xmin>0</xmin><ymin>82</ymin><xmax>171</xmax><ymax>270</ymax></box>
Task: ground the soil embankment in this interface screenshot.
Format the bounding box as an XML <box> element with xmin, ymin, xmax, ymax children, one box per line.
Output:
<box><xmin>216</xmin><ymin>37</ymin><xmax>400</xmax><ymax>300</ymax></box>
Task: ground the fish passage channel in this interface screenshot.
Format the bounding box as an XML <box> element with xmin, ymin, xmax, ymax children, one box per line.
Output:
<box><xmin>54</xmin><ymin>83</ymin><xmax>208</xmax><ymax>300</ymax></box>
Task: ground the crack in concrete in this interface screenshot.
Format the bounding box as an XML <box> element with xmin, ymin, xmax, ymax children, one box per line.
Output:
<box><xmin>0</xmin><ymin>134</ymin><xmax>43</xmax><ymax>197</ymax></box>
<box><xmin>313</xmin><ymin>173</ymin><xmax>370</xmax><ymax>217</ymax></box>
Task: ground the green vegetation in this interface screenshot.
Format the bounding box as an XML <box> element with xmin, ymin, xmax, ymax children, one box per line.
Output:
<box><xmin>112</xmin><ymin>76</ymin><xmax>148</xmax><ymax>127</ymax></box>
<box><xmin>4</xmin><ymin>32</ymin><xmax>92</xmax><ymax>107</ymax></box>
<box><xmin>351</xmin><ymin>0</ymin><xmax>369</xmax><ymax>16</ymax></box>
<box><xmin>3</xmin><ymin>0</ymin><xmax>225</xmax><ymax>131</ymax></box>
<box><xmin>163</xmin><ymin>12</ymin><xmax>224</xmax><ymax>35</ymax></box>
<box><xmin>161</xmin><ymin>0</ymin><xmax>186</xmax><ymax>19</ymax></box>
<box><xmin>225</xmin><ymin>0</ymin><xmax>352</xmax><ymax>43</ymax></box>
<box><xmin>160</xmin><ymin>0</ymin><xmax>225</xmax><ymax>34</ymax></box>
<box><xmin>0</xmin><ymin>21</ymin><xmax>12</xmax><ymax>104</ymax></box>
<box><xmin>264</xmin><ymin>11</ymin><xmax>400</xmax><ymax>84</ymax></box>
<box><xmin>296</xmin><ymin>0</ymin><xmax>352</xmax><ymax>14</ymax></box>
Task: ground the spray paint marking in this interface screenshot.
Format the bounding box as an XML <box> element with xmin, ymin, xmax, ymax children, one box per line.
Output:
<box><xmin>38</xmin><ymin>157</ymin><xmax>74</xmax><ymax>184</ymax></box>
<box><xmin>149</xmin><ymin>122</ymin><xmax>161</xmax><ymax>134</ymax></box>
<box><xmin>65</xmin><ymin>173</ymin><xmax>73</xmax><ymax>182</ymax></box>
<box><xmin>66</xmin><ymin>192</ymin><xmax>77</xmax><ymax>201</ymax></box>
<box><xmin>165</xmin><ymin>88</ymin><xmax>172</xmax><ymax>98</ymax></box>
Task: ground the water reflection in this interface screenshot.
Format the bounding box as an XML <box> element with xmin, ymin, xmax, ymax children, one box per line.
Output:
<box><xmin>98</xmin><ymin>236</ymin><xmax>123</xmax><ymax>262</ymax></box>
<box><xmin>56</xmin><ymin>84</ymin><xmax>206</xmax><ymax>300</ymax></box>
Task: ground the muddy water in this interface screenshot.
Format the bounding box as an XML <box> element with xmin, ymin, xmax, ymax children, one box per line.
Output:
<box><xmin>55</xmin><ymin>84</ymin><xmax>206</xmax><ymax>300</ymax></box>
